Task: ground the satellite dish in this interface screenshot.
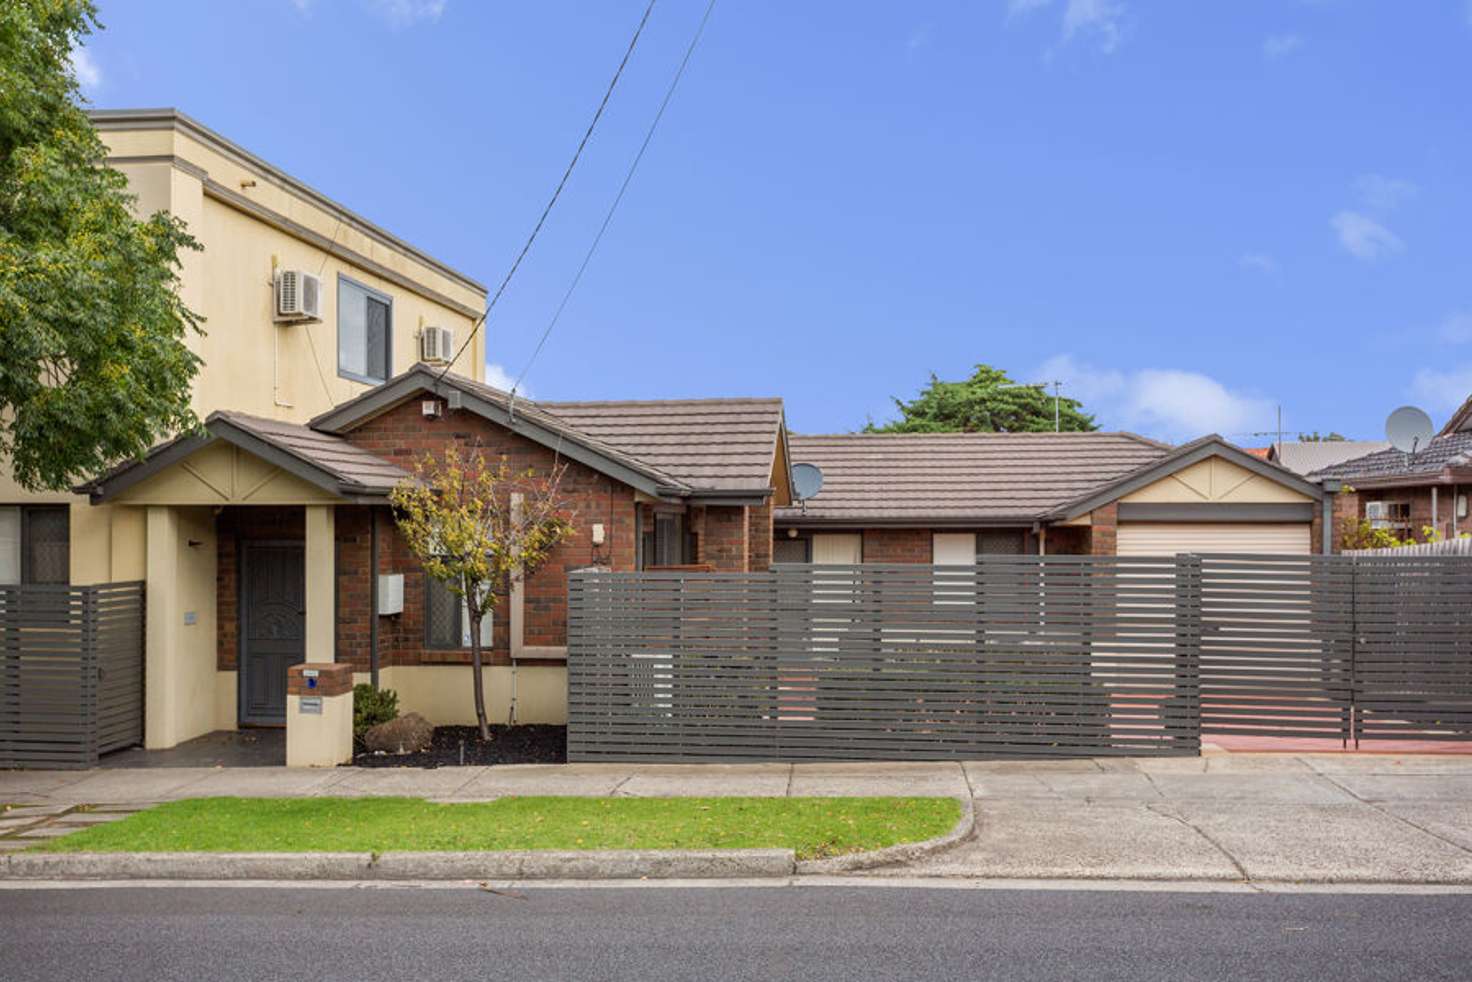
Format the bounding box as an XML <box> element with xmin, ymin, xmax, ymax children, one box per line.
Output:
<box><xmin>1385</xmin><ymin>406</ymin><xmax>1434</xmax><ymax>454</ymax></box>
<box><xmin>792</xmin><ymin>463</ymin><xmax>824</xmax><ymax>501</ymax></box>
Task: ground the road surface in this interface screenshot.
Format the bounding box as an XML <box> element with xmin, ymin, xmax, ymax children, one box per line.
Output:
<box><xmin>2</xmin><ymin>883</ymin><xmax>1469</xmax><ymax>981</ymax></box>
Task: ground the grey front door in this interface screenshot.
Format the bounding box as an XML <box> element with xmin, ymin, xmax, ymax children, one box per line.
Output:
<box><xmin>239</xmin><ymin>542</ymin><xmax>306</xmax><ymax>725</ymax></box>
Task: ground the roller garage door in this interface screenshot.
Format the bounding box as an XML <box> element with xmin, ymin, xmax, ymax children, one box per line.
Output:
<box><xmin>1116</xmin><ymin>522</ymin><xmax>1311</xmax><ymax>556</ymax></box>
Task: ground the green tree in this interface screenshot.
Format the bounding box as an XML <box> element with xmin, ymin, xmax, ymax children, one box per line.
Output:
<box><xmin>1</xmin><ymin>1</ymin><xmax>203</xmax><ymax>491</ymax></box>
<box><xmin>866</xmin><ymin>364</ymin><xmax>1098</xmax><ymax>434</ymax></box>
<box><xmin>1297</xmin><ymin>431</ymin><xmax>1347</xmax><ymax>442</ymax></box>
<box><xmin>391</xmin><ymin>448</ymin><xmax>576</xmax><ymax>741</ymax></box>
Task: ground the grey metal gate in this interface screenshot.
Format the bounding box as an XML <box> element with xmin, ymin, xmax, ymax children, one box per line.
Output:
<box><xmin>0</xmin><ymin>581</ymin><xmax>145</xmax><ymax>768</ymax></box>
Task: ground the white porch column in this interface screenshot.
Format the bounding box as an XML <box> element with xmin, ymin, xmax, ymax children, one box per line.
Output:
<box><xmin>305</xmin><ymin>505</ymin><xmax>336</xmax><ymax>662</ymax></box>
<box><xmin>144</xmin><ymin>506</ymin><xmax>179</xmax><ymax>748</ymax></box>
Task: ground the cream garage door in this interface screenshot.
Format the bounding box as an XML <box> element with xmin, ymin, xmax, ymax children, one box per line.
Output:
<box><xmin>1116</xmin><ymin>523</ymin><xmax>1311</xmax><ymax>556</ymax></box>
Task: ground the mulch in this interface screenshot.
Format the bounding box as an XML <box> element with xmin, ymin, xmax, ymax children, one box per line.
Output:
<box><xmin>352</xmin><ymin>725</ymin><xmax>567</xmax><ymax>769</ymax></box>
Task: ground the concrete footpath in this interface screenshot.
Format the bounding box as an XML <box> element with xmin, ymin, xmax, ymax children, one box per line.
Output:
<box><xmin>3</xmin><ymin>753</ymin><xmax>1472</xmax><ymax>884</ymax></box>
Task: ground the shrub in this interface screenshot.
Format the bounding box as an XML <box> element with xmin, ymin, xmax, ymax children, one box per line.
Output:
<box><xmin>353</xmin><ymin>684</ymin><xmax>399</xmax><ymax>737</ymax></box>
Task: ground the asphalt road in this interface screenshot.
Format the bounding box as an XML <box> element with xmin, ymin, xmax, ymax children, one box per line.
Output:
<box><xmin>2</xmin><ymin>884</ymin><xmax>1470</xmax><ymax>982</ymax></box>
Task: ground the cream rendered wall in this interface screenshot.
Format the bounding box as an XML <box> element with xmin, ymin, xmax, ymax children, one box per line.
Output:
<box><xmin>378</xmin><ymin>666</ymin><xmax>569</xmax><ymax>726</ymax></box>
<box><xmin>1120</xmin><ymin>457</ymin><xmax>1314</xmax><ymax>505</ymax></box>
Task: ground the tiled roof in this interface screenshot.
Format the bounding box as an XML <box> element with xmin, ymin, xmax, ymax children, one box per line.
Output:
<box><xmin>213</xmin><ymin>411</ymin><xmax>412</xmax><ymax>492</ymax></box>
<box><xmin>540</xmin><ymin>398</ymin><xmax>785</xmax><ymax>493</ymax></box>
<box><xmin>775</xmin><ymin>431</ymin><xmax>1169</xmax><ymax>524</ymax></box>
<box><xmin>1271</xmin><ymin>440</ymin><xmax>1391</xmax><ymax>476</ymax></box>
<box><xmin>1308</xmin><ymin>431</ymin><xmax>1472</xmax><ymax>483</ymax></box>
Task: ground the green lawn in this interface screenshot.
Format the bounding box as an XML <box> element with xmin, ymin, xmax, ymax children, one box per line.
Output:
<box><xmin>33</xmin><ymin>796</ymin><xmax>960</xmax><ymax>860</ymax></box>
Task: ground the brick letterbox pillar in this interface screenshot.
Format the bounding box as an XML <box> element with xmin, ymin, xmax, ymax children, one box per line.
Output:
<box><xmin>286</xmin><ymin>663</ymin><xmax>355</xmax><ymax>768</ymax></box>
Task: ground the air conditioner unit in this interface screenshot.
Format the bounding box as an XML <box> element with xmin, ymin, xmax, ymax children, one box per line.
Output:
<box><xmin>275</xmin><ymin>270</ymin><xmax>322</xmax><ymax>322</ymax></box>
<box><xmin>420</xmin><ymin>325</ymin><xmax>454</xmax><ymax>364</ymax></box>
<box><xmin>1364</xmin><ymin>501</ymin><xmax>1390</xmax><ymax>527</ymax></box>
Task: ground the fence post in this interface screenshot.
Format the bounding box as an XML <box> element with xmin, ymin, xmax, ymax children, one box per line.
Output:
<box><xmin>81</xmin><ymin>586</ymin><xmax>100</xmax><ymax>767</ymax></box>
<box><xmin>1174</xmin><ymin>554</ymin><xmax>1203</xmax><ymax>753</ymax></box>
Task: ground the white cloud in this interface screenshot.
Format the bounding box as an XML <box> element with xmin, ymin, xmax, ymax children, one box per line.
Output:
<box><xmin>906</xmin><ymin>24</ymin><xmax>932</xmax><ymax>57</ymax></box>
<box><xmin>1440</xmin><ymin>311</ymin><xmax>1472</xmax><ymax>344</ymax></box>
<box><xmin>1061</xmin><ymin>0</ymin><xmax>1125</xmax><ymax>53</ymax></box>
<box><xmin>1354</xmin><ymin>173</ymin><xmax>1418</xmax><ymax>212</ymax></box>
<box><xmin>371</xmin><ymin>0</ymin><xmax>446</xmax><ymax>28</ymax></box>
<box><xmin>1411</xmin><ymin>365</ymin><xmax>1472</xmax><ymax>413</ymax></box>
<box><xmin>1262</xmin><ymin>34</ymin><xmax>1303</xmax><ymax>59</ymax></box>
<box><xmin>1238</xmin><ymin>252</ymin><xmax>1278</xmax><ymax>274</ymax></box>
<box><xmin>1038</xmin><ymin>354</ymin><xmax>1277</xmax><ymax>442</ymax></box>
<box><xmin>1331</xmin><ymin>210</ymin><xmax>1404</xmax><ymax>261</ymax></box>
<box><xmin>68</xmin><ymin>46</ymin><xmax>101</xmax><ymax>91</ymax></box>
<box><xmin>484</xmin><ymin>362</ymin><xmax>529</xmax><ymax>397</ymax></box>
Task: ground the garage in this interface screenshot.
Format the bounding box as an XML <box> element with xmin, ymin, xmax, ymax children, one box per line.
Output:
<box><xmin>1116</xmin><ymin>522</ymin><xmax>1311</xmax><ymax>556</ymax></box>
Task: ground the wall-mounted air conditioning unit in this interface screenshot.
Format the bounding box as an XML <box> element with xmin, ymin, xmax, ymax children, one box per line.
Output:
<box><xmin>420</xmin><ymin>325</ymin><xmax>454</xmax><ymax>364</ymax></box>
<box><xmin>1365</xmin><ymin>501</ymin><xmax>1390</xmax><ymax>528</ymax></box>
<box><xmin>274</xmin><ymin>270</ymin><xmax>322</xmax><ymax>323</ymax></box>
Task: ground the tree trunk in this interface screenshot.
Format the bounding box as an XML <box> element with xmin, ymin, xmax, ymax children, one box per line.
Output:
<box><xmin>466</xmin><ymin>587</ymin><xmax>491</xmax><ymax>742</ymax></box>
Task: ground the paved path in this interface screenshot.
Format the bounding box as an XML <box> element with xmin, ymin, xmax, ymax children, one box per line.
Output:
<box><xmin>5</xmin><ymin>754</ymin><xmax>1472</xmax><ymax>883</ymax></box>
<box><xmin>3</xmin><ymin>884</ymin><xmax>1470</xmax><ymax>982</ymax></box>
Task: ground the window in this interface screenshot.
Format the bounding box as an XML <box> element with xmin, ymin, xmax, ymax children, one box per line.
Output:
<box><xmin>337</xmin><ymin>276</ymin><xmax>392</xmax><ymax>384</ymax></box>
<box><xmin>640</xmin><ymin>512</ymin><xmax>696</xmax><ymax>569</ymax></box>
<box><xmin>0</xmin><ymin>506</ymin><xmax>70</xmax><ymax>585</ymax></box>
<box><xmin>424</xmin><ymin>575</ymin><xmax>492</xmax><ymax>649</ymax></box>
<box><xmin>773</xmin><ymin>536</ymin><xmax>811</xmax><ymax>564</ymax></box>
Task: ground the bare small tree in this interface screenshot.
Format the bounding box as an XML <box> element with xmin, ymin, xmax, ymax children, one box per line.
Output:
<box><xmin>391</xmin><ymin>447</ymin><xmax>575</xmax><ymax>741</ymax></box>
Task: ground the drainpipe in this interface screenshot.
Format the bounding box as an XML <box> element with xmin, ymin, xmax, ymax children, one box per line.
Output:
<box><xmin>369</xmin><ymin>506</ymin><xmax>380</xmax><ymax>688</ymax></box>
<box><xmin>1431</xmin><ymin>487</ymin><xmax>1439</xmax><ymax>540</ymax></box>
<box><xmin>1321</xmin><ymin>480</ymin><xmax>1341</xmax><ymax>555</ymax></box>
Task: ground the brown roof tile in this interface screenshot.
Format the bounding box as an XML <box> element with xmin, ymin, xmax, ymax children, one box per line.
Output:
<box><xmin>213</xmin><ymin>411</ymin><xmax>412</xmax><ymax>492</ymax></box>
<box><xmin>775</xmin><ymin>431</ymin><xmax>1169</xmax><ymax>524</ymax></box>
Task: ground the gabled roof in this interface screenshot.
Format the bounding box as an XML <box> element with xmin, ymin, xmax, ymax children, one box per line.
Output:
<box><xmin>1308</xmin><ymin>431</ymin><xmax>1472</xmax><ymax>487</ymax></box>
<box><xmin>1049</xmin><ymin>434</ymin><xmax>1325</xmax><ymax>521</ymax></box>
<box><xmin>1270</xmin><ymin>440</ymin><xmax>1391</xmax><ymax>476</ymax></box>
<box><xmin>80</xmin><ymin>411</ymin><xmax>412</xmax><ymax>503</ymax></box>
<box><xmin>774</xmin><ymin>431</ymin><xmax>1170</xmax><ymax>526</ymax></box>
<box><xmin>540</xmin><ymin>398</ymin><xmax>787</xmax><ymax>494</ymax></box>
<box><xmin>310</xmin><ymin>364</ymin><xmax>787</xmax><ymax>502</ymax></box>
<box><xmin>1437</xmin><ymin>394</ymin><xmax>1472</xmax><ymax>438</ymax></box>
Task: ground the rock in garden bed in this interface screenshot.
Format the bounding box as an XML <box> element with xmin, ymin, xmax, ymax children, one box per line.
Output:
<box><xmin>361</xmin><ymin>712</ymin><xmax>434</xmax><ymax>754</ymax></box>
<box><xmin>352</xmin><ymin>724</ymin><xmax>567</xmax><ymax>768</ymax></box>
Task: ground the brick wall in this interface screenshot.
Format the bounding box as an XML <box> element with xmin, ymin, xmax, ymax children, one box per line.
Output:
<box><xmin>861</xmin><ymin>529</ymin><xmax>931</xmax><ymax>563</ymax></box>
<box><xmin>1088</xmin><ymin>503</ymin><xmax>1118</xmax><ymax>556</ymax></box>
<box><xmin>345</xmin><ymin>398</ymin><xmax>639</xmax><ymax>667</ymax></box>
<box><xmin>702</xmin><ymin>505</ymin><xmax>750</xmax><ymax>571</ymax></box>
<box><xmin>1332</xmin><ymin>485</ymin><xmax>1472</xmax><ymax>550</ymax></box>
<box><xmin>749</xmin><ymin>501</ymin><xmax>773</xmax><ymax>572</ymax></box>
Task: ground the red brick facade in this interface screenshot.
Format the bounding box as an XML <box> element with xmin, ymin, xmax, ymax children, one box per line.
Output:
<box><xmin>1331</xmin><ymin>486</ymin><xmax>1472</xmax><ymax>550</ymax></box>
<box><xmin>861</xmin><ymin>529</ymin><xmax>932</xmax><ymax>563</ymax></box>
<box><xmin>214</xmin><ymin>397</ymin><xmax>775</xmax><ymax>675</ymax></box>
<box><xmin>1087</xmin><ymin>503</ymin><xmax>1118</xmax><ymax>556</ymax></box>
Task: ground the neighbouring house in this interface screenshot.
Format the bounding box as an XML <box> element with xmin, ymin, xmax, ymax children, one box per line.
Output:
<box><xmin>775</xmin><ymin>432</ymin><xmax>1333</xmax><ymax>562</ymax></box>
<box><xmin>1267</xmin><ymin>440</ymin><xmax>1391</xmax><ymax>476</ymax></box>
<box><xmin>79</xmin><ymin>365</ymin><xmax>792</xmax><ymax>749</ymax></box>
<box><xmin>1310</xmin><ymin>396</ymin><xmax>1472</xmax><ymax>546</ymax></box>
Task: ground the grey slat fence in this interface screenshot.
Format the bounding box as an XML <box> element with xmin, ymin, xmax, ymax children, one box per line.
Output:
<box><xmin>568</xmin><ymin>559</ymin><xmax>1201</xmax><ymax>762</ymax></box>
<box><xmin>569</xmin><ymin>554</ymin><xmax>1472</xmax><ymax>761</ymax></box>
<box><xmin>0</xmin><ymin>581</ymin><xmax>145</xmax><ymax>769</ymax></box>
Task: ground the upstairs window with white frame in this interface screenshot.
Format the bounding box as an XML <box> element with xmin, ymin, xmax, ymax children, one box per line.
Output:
<box><xmin>0</xmin><ymin>506</ymin><xmax>70</xmax><ymax>585</ymax></box>
<box><xmin>337</xmin><ymin>276</ymin><xmax>392</xmax><ymax>384</ymax></box>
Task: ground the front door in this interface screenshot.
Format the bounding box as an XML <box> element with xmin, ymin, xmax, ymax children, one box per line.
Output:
<box><xmin>239</xmin><ymin>542</ymin><xmax>306</xmax><ymax>725</ymax></box>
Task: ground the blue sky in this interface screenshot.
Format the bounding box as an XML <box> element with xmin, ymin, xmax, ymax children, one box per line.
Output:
<box><xmin>76</xmin><ymin>1</ymin><xmax>1472</xmax><ymax>444</ymax></box>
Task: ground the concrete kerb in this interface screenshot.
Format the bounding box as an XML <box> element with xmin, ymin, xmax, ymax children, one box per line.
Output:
<box><xmin>0</xmin><ymin>849</ymin><xmax>797</xmax><ymax>881</ymax></box>
<box><xmin>795</xmin><ymin>796</ymin><xmax>976</xmax><ymax>875</ymax></box>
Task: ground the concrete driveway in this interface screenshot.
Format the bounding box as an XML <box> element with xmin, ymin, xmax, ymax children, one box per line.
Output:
<box><xmin>4</xmin><ymin>753</ymin><xmax>1471</xmax><ymax>884</ymax></box>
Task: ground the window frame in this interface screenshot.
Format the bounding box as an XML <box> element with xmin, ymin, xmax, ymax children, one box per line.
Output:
<box><xmin>336</xmin><ymin>274</ymin><xmax>394</xmax><ymax>386</ymax></box>
<box><xmin>0</xmin><ymin>504</ymin><xmax>70</xmax><ymax>585</ymax></box>
<box><xmin>422</xmin><ymin>573</ymin><xmax>491</xmax><ymax>650</ymax></box>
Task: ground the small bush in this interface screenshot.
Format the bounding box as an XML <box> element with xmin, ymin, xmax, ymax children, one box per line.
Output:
<box><xmin>353</xmin><ymin>684</ymin><xmax>399</xmax><ymax>737</ymax></box>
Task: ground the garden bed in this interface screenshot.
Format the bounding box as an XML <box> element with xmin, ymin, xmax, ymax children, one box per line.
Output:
<box><xmin>352</xmin><ymin>724</ymin><xmax>566</xmax><ymax>768</ymax></box>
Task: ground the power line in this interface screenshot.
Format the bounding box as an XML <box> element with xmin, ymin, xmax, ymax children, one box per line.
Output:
<box><xmin>508</xmin><ymin>0</ymin><xmax>718</xmax><ymax>417</ymax></box>
<box><xmin>437</xmin><ymin>0</ymin><xmax>659</xmax><ymax>384</ymax></box>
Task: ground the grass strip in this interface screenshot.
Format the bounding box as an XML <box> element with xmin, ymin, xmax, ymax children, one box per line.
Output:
<box><xmin>32</xmin><ymin>796</ymin><xmax>960</xmax><ymax>860</ymax></box>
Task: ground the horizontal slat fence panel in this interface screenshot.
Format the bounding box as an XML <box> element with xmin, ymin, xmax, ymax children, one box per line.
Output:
<box><xmin>569</xmin><ymin>559</ymin><xmax>1200</xmax><ymax>762</ymax></box>
<box><xmin>1350</xmin><ymin>556</ymin><xmax>1472</xmax><ymax>743</ymax></box>
<box><xmin>0</xmin><ymin>581</ymin><xmax>144</xmax><ymax>768</ymax></box>
<box><xmin>1197</xmin><ymin>555</ymin><xmax>1355</xmax><ymax>742</ymax></box>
